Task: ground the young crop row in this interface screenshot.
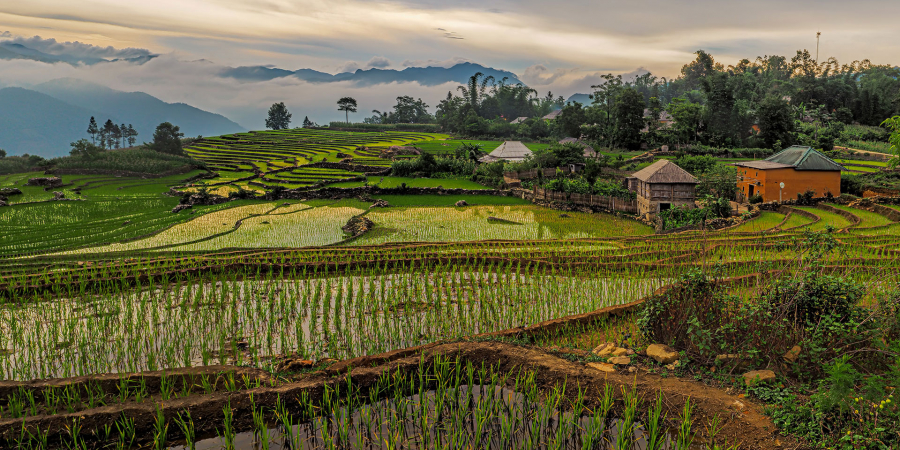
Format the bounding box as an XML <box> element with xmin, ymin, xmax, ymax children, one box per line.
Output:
<box><xmin>3</xmin><ymin>357</ymin><xmax>718</xmax><ymax>450</ymax></box>
<box><xmin>0</xmin><ymin>263</ymin><xmax>664</xmax><ymax>380</ymax></box>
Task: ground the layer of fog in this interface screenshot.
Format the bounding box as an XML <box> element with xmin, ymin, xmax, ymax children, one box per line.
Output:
<box><xmin>0</xmin><ymin>55</ymin><xmax>641</xmax><ymax>130</ymax></box>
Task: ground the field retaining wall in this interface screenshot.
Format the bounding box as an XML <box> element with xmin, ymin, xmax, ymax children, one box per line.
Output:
<box><xmin>47</xmin><ymin>165</ymin><xmax>200</xmax><ymax>179</ymax></box>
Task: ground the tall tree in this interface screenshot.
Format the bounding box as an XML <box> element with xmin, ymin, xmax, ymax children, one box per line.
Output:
<box><xmin>119</xmin><ymin>123</ymin><xmax>128</xmax><ymax>148</ymax></box>
<box><xmin>111</xmin><ymin>124</ymin><xmax>122</xmax><ymax>149</ymax></box>
<box><xmin>126</xmin><ymin>124</ymin><xmax>138</xmax><ymax>147</ymax></box>
<box><xmin>337</xmin><ymin>97</ymin><xmax>358</xmax><ymax>123</ymax></box>
<box><xmin>391</xmin><ymin>96</ymin><xmax>432</xmax><ymax>123</ymax></box>
<box><xmin>590</xmin><ymin>74</ymin><xmax>625</xmax><ymax>148</ymax></box>
<box><xmin>69</xmin><ymin>139</ymin><xmax>102</xmax><ymax>159</ymax></box>
<box><xmin>758</xmin><ymin>95</ymin><xmax>795</xmax><ymax>150</ymax></box>
<box><xmin>102</xmin><ymin>119</ymin><xmax>116</xmax><ymax>150</ymax></box>
<box><xmin>265</xmin><ymin>102</ymin><xmax>292</xmax><ymax>130</ymax></box>
<box><xmin>614</xmin><ymin>88</ymin><xmax>646</xmax><ymax>150</ymax></box>
<box><xmin>456</xmin><ymin>72</ymin><xmax>494</xmax><ymax>112</ymax></box>
<box><xmin>87</xmin><ymin>117</ymin><xmax>99</xmax><ymax>144</ymax></box>
<box><xmin>302</xmin><ymin>116</ymin><xmax>313</xmax><ymax>128</ymax></box>
<box><xmin>149</xmin><ymin>122</ymin><xmax>185</xmax><ymax>155</ymax></box>
<box><xmin>556</xmin><ymin>102</ymin><xmax>587</xmax><ymax>138</ymax></box>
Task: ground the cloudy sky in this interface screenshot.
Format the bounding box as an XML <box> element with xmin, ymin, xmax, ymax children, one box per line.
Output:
<box><xmin>2</xmin><ymin>0</ymin><xmax>898</xmax><ymax>126</ymax></box>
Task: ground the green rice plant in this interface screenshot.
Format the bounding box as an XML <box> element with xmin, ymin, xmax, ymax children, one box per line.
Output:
<box><xmin>152</xmin><ymin>404</ymin><xmax>168</xmax><ymax>450</ymax></box>
<box><xmin>173</xmin><ymin>410</ymin><xmax>196</xmax><ymax>450</ymax></box>
<box><xmin>677</xmin><ymin>397</ymin><xmax>695</xmax><ymax>450</ymax></box>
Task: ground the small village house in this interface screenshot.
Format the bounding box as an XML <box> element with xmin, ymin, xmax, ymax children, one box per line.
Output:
<box><xmin>541</xmin><ymin>109</ymin><xmax>563</xmax><ymax>120</ymax></box>
<box><xmin>558</xmin><ymin>137</ymin><xmax>597</xmax><ymax>158</ymax></box>
<box><xmin>628</xmin><ymin>159</ymin><xmax>699</xmax><ymax>215</ymax></box>
<box><xmin>734</xmin><ymin>146</ymin><xmax>844</xmax><ymax>203</ymax></box>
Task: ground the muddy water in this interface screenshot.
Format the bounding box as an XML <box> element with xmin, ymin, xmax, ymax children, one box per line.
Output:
<box><xmin>169</xmin><ymin>385</ymin><xmax>679</xmax><ymax>450</ymax></box>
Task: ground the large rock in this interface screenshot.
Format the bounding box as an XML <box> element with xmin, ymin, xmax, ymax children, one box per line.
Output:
<box><xmin>0</xmin><ymin>188</ymin><xmax>22</xmax><ymax>196</ymax></box>
<box><xmin>742</xmin><ymin>370</ymin><xmax>777</xmax><ymax>385</ymax></box>
<box><xmin>609</xmin><ymin>356</ymin><xmax>631</xmax><ymax>365</ymax></box>
<box><xmin>25</xmin><ymin>177</ymin><xmax>62</xmax><ymax>188</ymax></box>
<box><xmin>0</xmin><ymin>200</ymin><xmax>7</xmax><ymax>207</ymax></box>
<box><xmin>587</xmin><ymin>362</ymin><xmax>616</xmax><ymax>373</ymax></box>
<box><xmin>371</xmin><ymin>199</ymin><xmax>389</xmax><ymax>208</ymax></box>
<box><xmin>646</xmin><ymin>344</ymin><xmax>679</xmax><ymax>364</ymax></box>
<box><xmin>52</xmin><ymin>191</ymin><xmax>66</xmax><ymax>200</ymax></box>
<box><xmin>591</xmin><ymin>342</ymin><xmax>617</xmax><ymax>357</ymax></box>
<box><xmin>455</xmin><ymin>200</ymin><xmax>468</xmax><ymax>207</ymax></box>
<box><xmin>784</xmin><ymin>345</ymin><xmax>801</xmax><ymax>363</ymax></box>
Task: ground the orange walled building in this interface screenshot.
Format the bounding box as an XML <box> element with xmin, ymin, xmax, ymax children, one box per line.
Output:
<box><xmin>735</xmin><ymin>146</ymin><xmax>844</xmax><ymax>203</ymax></box>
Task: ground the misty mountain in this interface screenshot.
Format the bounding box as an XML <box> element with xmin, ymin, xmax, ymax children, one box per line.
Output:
<box><xmin>0</xmin><ymin>42</ymin><xmax>106</xmax><ymax>65</ymax></box>
<box><xmin>566</xmin><ymin>93</ymin><xmax>592</xmax><ymax>105</ymax></box>
<box><xmin>0</xmin><ymin>41</ymin><xmax>157</xmax><ymax>66</ymax></box>
<box><xmin>220</xmin><ymin>62</ymin><xmax>524</xmax><ymax>87</ymax></box>
<box><xmin>0</xmin><ymin>87</ymin><xmax>113</xmax><ymax>157</ymax></box>
<box><xmin>0</xmin><ymin>79</ymin><xmax>246</xmax><ymax>157</ymax></box>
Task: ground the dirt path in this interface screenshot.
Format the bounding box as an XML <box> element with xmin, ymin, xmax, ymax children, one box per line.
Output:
<box><xmin>834</xmin><ymin>145</ymin><xmax>894</xmax><ymax>159</ymax></box>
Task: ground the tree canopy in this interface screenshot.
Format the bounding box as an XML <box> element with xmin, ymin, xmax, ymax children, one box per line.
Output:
<box><xmin>337</xmin><ymin>97</ymin><xmax>358</xmax><ymax>123</ymax></box>
<box><xmin>265</xmin><ymin>102</ymin><xmax>292</xmax><ymax>130</ymax></box>
<box><xmin>148</xmin><ymin>122</ymin><xmax>185</xmax><ymax>155</ymax></box>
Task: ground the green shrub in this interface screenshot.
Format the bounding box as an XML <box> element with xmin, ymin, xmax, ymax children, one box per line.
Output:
<box><xmin>54</xmin><ymin>148</ymin><xmax>199</xmax><ymax>174</ymax></box>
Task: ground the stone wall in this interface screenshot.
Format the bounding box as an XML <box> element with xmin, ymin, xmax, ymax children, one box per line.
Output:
<box><xmin>47</xmin><ymin>165</ymin><xmax>200</xmax><ymax>179</ymax></box>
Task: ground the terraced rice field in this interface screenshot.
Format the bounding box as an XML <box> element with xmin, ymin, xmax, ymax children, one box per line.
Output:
<box><xmin>330</xmin><ymin>176</ymin><xmax>490</xmax><ymax>190</ymax></box>
<box><xmin>0</xmin><ymin>190</ymin><xmax>897</xmax><ymax>448</ymax></box>
<box><xmin>185</xmin><ymin>129</ymin><xmax>448</xmax><ymax>172</ymax></box>
<box><xmin>726</xmin><ymin>211</ymin><xmax>785</xmax><ymax>233</ymax></box>
<box><xmin>830</xmin><ymin>204</ymin><xmax>895</xmax><ymax>227</ymax></box>
<box><xmin>352</xmin><ymin>205</ymin><xmax>653</xmax><ymax>245</ymax></box>
<box><xmin>795</xmin><ymin>206</ymin><xmax>853</xmax><ymax>230</ymax></box>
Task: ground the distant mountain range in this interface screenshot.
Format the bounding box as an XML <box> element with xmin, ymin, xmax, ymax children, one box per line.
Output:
<box><xmin>220</xmin><ymin>62</ymin><xmax>524</xmax><ymax>87</ymax></box>
<box><xmin>0</xmin><ymin>41</ymin><xmax>156</xmax><ymax>66</ymax></box>
<box><xmin>0</xmin><ymin>79</ymin><xmax>245</xmax><ymax>157</ymax></box>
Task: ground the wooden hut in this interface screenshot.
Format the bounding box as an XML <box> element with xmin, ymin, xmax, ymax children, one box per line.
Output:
<box><xmin>629</xmin><ymin>160</ymin><xmax>699</xmax><ymax>215</ymax></box>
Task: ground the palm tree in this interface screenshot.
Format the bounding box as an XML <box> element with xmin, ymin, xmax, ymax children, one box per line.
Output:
<box><xmin>456</xmin><ymin>72</ymin><xmax>494</xmax><ymax>111</ymax></box>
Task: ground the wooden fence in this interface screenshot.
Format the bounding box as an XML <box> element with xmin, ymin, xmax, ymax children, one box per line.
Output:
<box><xmin>533</xmin><ymin>187</ymin><xmax>638</xmax><ymax>214</ymax></box>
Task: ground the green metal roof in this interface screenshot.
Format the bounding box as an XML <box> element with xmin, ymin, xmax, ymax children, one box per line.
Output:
<box><xmin>764</xmin><ymin>146</ymin><xmax>845</xmax><ymax>171</ymax></box>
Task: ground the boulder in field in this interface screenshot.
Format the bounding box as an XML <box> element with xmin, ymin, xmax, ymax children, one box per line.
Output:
<box><xmin>587</xmin><ymin>362</ymin><xmax>616</xmax><ymax>373</ymax></box>
<box><xmin>591</xmin><ymin>342</ymin><xmax>617</xmax><ymax>357</ymax></box>
<box><xmin>784</xmin><ymin>345</ymin><xmax>801</xmax><ymax>363</ymax></box>
<box><xmin>455</xmin><ymin>200</ymin><xmax>468</xmax><ymax>207</ymax></box>
<box><xmin>25</xmin><ymin>177</ymin><xmax>62</xmax><ymax>188</ymax></box>
<box><xmin>0</xmin><ymin>188</ymin><xmax>22</xmax><ymax>196</ymax></box>
<box><xmin>742</xmin><ymin>370</ymin><xmax>777</xmax><ymax>385</ymax></box>
<box><xmin>646</xmin><ymin>344</ymin><xmax>679</xmax><ymax>364</ymax></box>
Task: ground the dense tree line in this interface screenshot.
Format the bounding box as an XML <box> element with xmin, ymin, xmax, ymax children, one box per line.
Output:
<box><xmin>412</xmin><ymin>50</ymin><xmax>900</xmax><ymax>152</ymax></box>
<box><xmin>86</xmin><ymin>117</ymin><xmax>138</xmax><ymax>150</ymax></box>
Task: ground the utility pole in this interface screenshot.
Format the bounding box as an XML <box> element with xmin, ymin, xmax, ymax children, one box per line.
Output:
<box><xmin>816</xmin><ymin>31</ymin><xmax>821</xmax><ymax>65</ymax></box>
